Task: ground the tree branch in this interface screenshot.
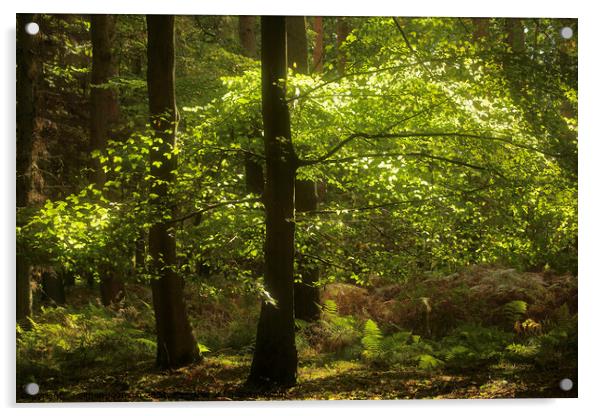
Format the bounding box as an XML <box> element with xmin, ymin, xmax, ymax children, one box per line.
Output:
<box><xmin>298</xmin><ymin>131</ymin><xmax>561</xmax><ymax>166</ymax></box>
<box><xmin>169</xmin><ymin>196</ymin><xmax>262</xmax><ymax>224</ymax></box>
<box><xmin>392</xmin><ymin>17</ymin><xmax>435</xmax><ymax>78</ymax></box>
<box><xmin>312</xmin><ymin>151</ymin><xmax>488</xmax><ymax>171</ymax></box>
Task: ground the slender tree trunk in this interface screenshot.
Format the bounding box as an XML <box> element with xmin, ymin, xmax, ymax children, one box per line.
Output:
<box><xmin>247</xmin><ymin>16</ymin><xmax>298</xmax><ymax>388</ymax></box>
<box><xmin>135</xmin><ymin>231</ymin><xmax>146</xmax><ymax>274</ymax></box>
<box><xmin>293</xmin><ymin>180</ymin><xmax>321</xmax><ymax>321</ymax></box>
<box><xmin>238</xmin><ymin>16</ymin><xmax>257</xmax><ymax>59</ymax></box>
<box><xmin>286</xmin><ymin>16</ymin><xmax>321</xmax><ymax>322</ymax></box>
<box><xmin>146</xmin><ymin>15</ymin><xmax>200</xmax><ymax>369</ymax></box>
<box><xmin>336</xmin><ymin>17</ymin><xmax>349</xmax><ymax>75</ymax></box>
<box><xmin>41</xmin><ymin>269</ymin><xmax>66</xmax><ymax>306</ymax></box>
<box><xmin>312</xmin><ymin>17</ymin><xmax>324</xmax><ymax>72</ymax></box>
<box><xmin>505</xmin><ymin>18</ymin><xmax>525</xmax><ymax>53</ymax></box>
<box><xmin>90</xmin><ymin>14</ymin><xmax>124</xmax><ymax>305</ymax></box>
<box><xmin>238</xmin><ymin>16</ymin><xmax>264</xmax><ymax>195</ymax></box>
<box><xmin>16</xmin><ymin>14</ymin><xmax>38</xmax><ymax>325</ymax></box>
<box><xmin>244</xmin><ymin>153</ymin><xmax>264</xmax><ymax>195</ymax></box>
<box><xmin>471</xmin><ymin>18</ymin><xmax>489</xmax><ymax>41</ymax></box>
<box><xmin>286</xmin><ymin>17</ymin><xmax>309</xmax><ymax>74</ymax></box>
<box><xmin>90</xmin><ymin>14</ymin><xmax>119</xmax><ymax>187</ymax></box>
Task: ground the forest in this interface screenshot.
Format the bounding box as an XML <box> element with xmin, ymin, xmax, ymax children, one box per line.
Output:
<box><xmin>16</xmin><ymin>14</ymin><xmax>577</xmax><ymax>401</ymax></box>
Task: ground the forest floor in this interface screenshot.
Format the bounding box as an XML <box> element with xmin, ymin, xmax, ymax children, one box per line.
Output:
<box><xmin>17</xmin><ymin>266</ymin><xmax>578</xmax><ymax>402</ymax></box>
<box><xmin>17</xmin><ymin>352</ymin><xmax>577</xmax><ymax>402</ymax></box>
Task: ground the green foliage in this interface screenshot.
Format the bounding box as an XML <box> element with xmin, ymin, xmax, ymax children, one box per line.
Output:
<box><xmin>16</xmin><ymin>303</ymin><xmax>157</xmax><ymax>385</ymax></box>
<box><xmin>503</xmin><ymin>300</ymin><xmax>528</xmax><ymax>323</ymax></box>
<box><xmin>436</xmin><ymin>324</ymin><xmax>513</xmax><ymax>369</ymax></box>
<box><xmin>301</xmin><ymin>300</ymin><xmax>361</xmax><ymax>357</ymax></box>
<box><xmin>418</xmin><ymin>354</ymin><xmax>444</xmax><ymax>371</ymax></box>
<box><xmin>361</xmin><ymin>319</ymin><xmax>383</xmax><ymax>359</ymax></box>
<box><xmin>17</xmin><ymin>16</ymin><xmax>577</xmax><ymax>399</ymax></box>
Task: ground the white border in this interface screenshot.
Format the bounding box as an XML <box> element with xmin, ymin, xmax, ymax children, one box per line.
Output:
<box><xmin>2</xmin><ymin>1</ymin><xmax>601</xmax><ymax>415</ymax></box>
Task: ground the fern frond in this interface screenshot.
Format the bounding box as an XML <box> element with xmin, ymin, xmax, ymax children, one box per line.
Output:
<box><xmin>361</xmin><ymin>319</ymin><xmax>383</xmax><ymax>359</ymax></box>
<box><xmin>503</xmin><ymin>300</ymin><xmax>528</xmax><ymax>322</ymax></box>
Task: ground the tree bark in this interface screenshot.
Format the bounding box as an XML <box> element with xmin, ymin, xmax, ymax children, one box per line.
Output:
<box><xmin>244</xmin><ymin>153</ymin><xmax>264</xmax><ymax>195</ymax></box>
<box><xmin>293</xmin><ymin>180</ymin><xmax>321</xmax><ymax>321</ymax></box>
<box><xmin>286</xmin><ymin>16</ymin><xmax>321</xmax><ymax>322</ymax></box>
<box><xmin>16</xmin><ymin>13</ymin><xmax>38</xmax><ymax>325</ymax></box>
<box><xmin>336</xmin><ymin>17</ymin><xmax>350</xmax><ymax>75</ymax></box>
<box><xmin>146</xmin><ymin>15</ymin><xmax>200</xmax><ymax>369</ymax></box>
<box><xmin>471</xmin><ymin>18</ymin><xmax>489</xmax><ymax>41</ymax></box>
<box><xmin>238</xmin><ymin>16</ymin><xmax>264</xmax><ymax>195</ymax></box>
<box><xmin>41</xmin><ymin>269</ymin><xmax>66</xmax><ymax>306</ymax></box>
<box><xmin>312</xmin><ymin>17</ymin><xmax>324</xmax><ymax>72</ymax></box>
<box><xmin>90</xmin><ymin>14</ymin><xmax>124</xmax><ymax>305</ymax></box>
<box><xmin>247</xmin><ymin>16</ymin><xmax>298</xmax><ymax>388</ymax></box>
<box><xmin>238</xmin><ymin>16</ymin><xmax>257</xmax><ymax>59</ymax></box>
<box><xmin>286</xmin><ymin>17</ymin><xmax>309</xmax><ymax>74</ymax></box>
<box><xmin>90</xmin><ymin>14</ymin><xmax>119</xmax><ymax>188</ymax></box>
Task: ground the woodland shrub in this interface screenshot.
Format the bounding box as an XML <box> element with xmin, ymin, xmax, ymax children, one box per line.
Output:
<box><xmin>16</xmin><ymin>303</ymin><xmax>157</xmax><ymax>386</ymax></box>
<box><xmin>323</xmin><ymin>266</ymin><xmax>576</xmax><ymax>337</ymax></box>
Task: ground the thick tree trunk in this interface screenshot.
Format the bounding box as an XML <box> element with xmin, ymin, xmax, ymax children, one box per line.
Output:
<box><xmin>238</xmin><ymin>16</ymin><xmax>257</xmax><ymax>58</ymax></box>
<box><xmin>16</xmin><ymin>14</ymin><xmax>38</xmax><ymax>325</ymax></box>
<box><xmin>247</xmin><ymin>16</ymin><xmax>298</xmax><ymax>388</ymax></box>
<box><xmin>146</xmin><ymin>15</ymin><xmax>200</xmax><ymax>369</ymax></box>
<box><xmin>90</xmin><ymin>14</ymin><xmax>124</xmax><ymax>304</ymax></box>
<box><xmin>286</xmin><ymin>16</ymin><xmax>321</xmax><ymax>322</ymax></box>
<box><xmin>312</xmin><ymin>17</ymin><xmax>324</xmax><ymax>72</ymax></box>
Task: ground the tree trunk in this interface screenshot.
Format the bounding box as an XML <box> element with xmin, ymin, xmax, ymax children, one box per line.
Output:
<box><xmin>247</xmin><ymin>16</ymin><xmax>298</xmax><ymax>388</ymax></box>
<box><xmin>312</xmin><ymin>17</ymin><xmax>324</xmax><ymax>72</ymax></box>
<box><xmin>286</xmin><ymin>17</ymin><xmax>308</xmax><ymax>74</ymax></box>
<box><xmin>505</xmin><ymin>18</ymin><xmax>525</xmax><ymax>53</ymax></box>
<box><xmin>293</xmin><ymin>180</ymin><xmax>321</xmax><ymax>321</ymax></box>
<box><xmin>336</xmin><ymin>17</ymin><xmax>350</xmax><ymax>75</ymax></box>
<box><xmin>238</xmin><ymin>16</ymin><xmax>257</xmax><ymax>59</ymax></box>
<box><xmin>99</xmin><ymin>269</ymin><xmax>125</xmax><ymax>306</ymax></box>
<box><xmin>244</xmin><ymin>153</ymin><xmax>264</xmax><ymax>195</ymax></box>
<box><xmin>238</xmin><ymin>16</ymin><xmax>264</xmax><ymax>195</ymax></box>
<box><xmin>41</xmin><ymin>269</ymin><xmax>66</xmax><ymax>306</ymax></box>
<box><xmin>146</xmin><ymin>15</ymin><xmax>200</xmax><ymax>369</ymax></box>
<box><xmin>286</xmin><ymin>16</ymin><xmax>321</xmax><ymax>322</ymax></box>
<box><xmin>90</xmin><ymin>14</ymin><xmax>119</xmax><ymax>188</ymax></box>
<box><xmin>90</xmin><ymin>14</ymin><xmax>124</xmax><ymax>304</ymax></box>
<box><xmin>16</xmin><ymin>13</ymin><xmax>38</xmax><ymax>325</ymax></box>
<box><xmin>135</xmin><ymin>231</ymin><xmax>146</xmax><ymax>273</ymax></box>
<box><xmin>471</xmin><ymin>18</ymin><xmax>489</xmax><ymax>41</ymax></box>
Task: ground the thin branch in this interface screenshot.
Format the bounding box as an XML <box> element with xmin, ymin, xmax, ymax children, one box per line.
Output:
<box><xmin>392</xmin><ymin>17</ymin><xmax>435</xmax><ymax>78</ymax></box>
<box><xmin>169</xmin><ymin>196</ymin><xmax>262</xmax><ymax>224</ymax></box>
<box><xmin>298</xmin><ymin>131</ymin><xmax>561</xmax><ymax>166</ymax></box>
<box><xmin>314</xmin><ymin>151</ymin><xmax>488</xmax><ymax>171</ymax></box>
<box><xmin>299</xmin><ymin>253</ymin><xmax>355</xmax><ymax>272</ymax></box>
<box><xmin>297</xmin><ymin>197</ymin><xmax>439</xmax><ymax>216</ymax></box>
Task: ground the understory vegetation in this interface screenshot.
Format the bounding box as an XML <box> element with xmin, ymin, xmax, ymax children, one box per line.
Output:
<box><xmin>17</xmin><ymin>266</ymin><xmax>577</xmax><ymax>400</ymax></box>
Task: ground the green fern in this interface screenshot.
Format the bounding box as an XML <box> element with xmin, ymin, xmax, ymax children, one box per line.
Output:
<box><xmin>361</xmin><ymin>319</ymin><xmax>383</xmax><ymax>359</ymax></box>
<box><xmin>322</xmin><ymin>299</ymin><xmax>338</xmax><ymax>318</ymax></box>
<box><xmin>418</xmin><ymin>354</ymin><xmax>443</xmax><ymax>370</ymax></box>
<box><xmin>503</xmin><ymin>300</ymin><xmax>528</xmax><ymax>322</ymax></box>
